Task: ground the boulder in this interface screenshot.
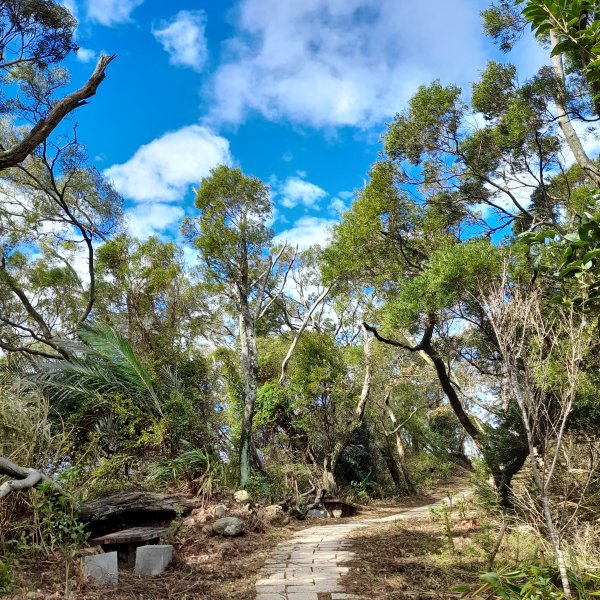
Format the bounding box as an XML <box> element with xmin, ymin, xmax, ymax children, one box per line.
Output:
<box><xmin>233</xmin><ymin>490</ymin><xmax>251</xmax><ymax>504</ymax></box>
<box><xmin>307</xmin><ymin>508</ymin><xmax>328</xmax><ymax>519</ymax></box>
<box><xmin>212</xmin><ymin>516</ymin><xmax>244</xmax><ymax>537</ymax></box>
<box><xmin>202</xmin><ymin>525</ymin><xmax>214</xmax><ymax>536</ymax></box>
<box><xmin>213</xmin><ymin>503</ymin><xmax>228</xmax><ymax>518</ymax></box>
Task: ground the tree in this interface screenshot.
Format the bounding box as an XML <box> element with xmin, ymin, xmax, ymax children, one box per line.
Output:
<box><xmin>0</xmin><ymin>1</ymin><xmax>115</xmax><ymax>171</ymax></box>
<box><xmin>485</xmin><ymin>268</ymin><xmax>592</xmax><ymax>598</ymax></box>
<box><xmin>183</xmin><ymin>165</ymin><xmax>294</xmax><ymax>488</ymax></box>
<box><xmin>95</xmin><ymin>235</ymin><xmax>212</xmax><ymax>362</ymax></box>
<box><xmin>0</xmin><ymin>135</ymin><xmax>122</xmax><ymax>358</ymax></box>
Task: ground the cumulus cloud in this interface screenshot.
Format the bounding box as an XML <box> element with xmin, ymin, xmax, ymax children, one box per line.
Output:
<box><xmin>153</xmin><ymin>10</ymin><xmax>208</xmax><ymax>72</ymax></box>
<box><xmin>86</xmin><ymin>0</ymin><xmax>144</xmax><ymax>26</ymax></box>
<box><xmin>274</xmin><ymin>216</ymin><xmax>336</xmax><ymax>249</ymax></box>
<box><xmin>328</xmin><ymin>197</ymin><xmax>347</xmax><ymax>215</ymax></box>
<box><xmin>104</xmin><ymin>125</ymin><xmax>232</xmax><ymax>202</ymax></box>
<box><xmin>278</xmin><ymin>175</ymin><xmax>328</xmax><ymax>209</ymax></box>
<box><xmin>76</xmin><ymin>47</ymin><xmax>96</xmax><ymax>63</ymax></box>
<box><xmin>208</xmin><ymin>0</ymin><xmax>485</xmax><ymax>127</ymax></box>
<box><xmin>126</xmin><ymin>203</ymin><xmax>185</xmax><ymax>239</ymax></box>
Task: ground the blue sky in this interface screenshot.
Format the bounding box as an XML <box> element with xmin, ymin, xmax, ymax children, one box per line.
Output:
<box><xmin>61</xmin><ymin>0</ymin><xmax>546</xmax><ymax>250</ymax></box>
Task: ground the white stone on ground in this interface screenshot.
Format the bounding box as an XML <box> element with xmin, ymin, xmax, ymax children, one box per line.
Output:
<box><xmin>82</xmin><ymin>551</ymin><xmax>118</xmax><ymax>586</ymax></box>
<box><xmin>135</xmin><ymin>544</ymin><xmax>173</xmax><ymax>576</ymax></box>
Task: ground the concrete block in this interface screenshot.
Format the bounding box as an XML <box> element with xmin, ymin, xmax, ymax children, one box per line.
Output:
<box><xmin>134</xmin><ymin>544</ymin><xmax>173</xmax><ymax>576</ymax></box>
<box><xmin>82</xmin><ymin>551</ymin><xmax>118</xmax><ymax>586</ymax></box>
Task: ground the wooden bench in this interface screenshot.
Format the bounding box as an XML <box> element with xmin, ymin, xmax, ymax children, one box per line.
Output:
<box><xmin>91</xmin><ymin>526</ymin><xmax>171</xmax><ymax>568</ymax></box>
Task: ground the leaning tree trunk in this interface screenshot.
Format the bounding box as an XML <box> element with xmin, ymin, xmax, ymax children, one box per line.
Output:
<box><xmin>238</xmin><ymin>298</ymin><xmax>259</xmax><ymax>489</ymax></box>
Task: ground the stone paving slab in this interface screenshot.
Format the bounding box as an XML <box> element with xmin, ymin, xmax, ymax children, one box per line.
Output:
<box><xmin>255</xmin><ymin>490</ymin><xmax>472</xmax><ymax>599</ymax></box>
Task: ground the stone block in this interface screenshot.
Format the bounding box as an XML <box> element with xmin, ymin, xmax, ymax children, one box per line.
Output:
<box><xmin>82</xmin><ymin>551</ymin><xmax>118</xmax><ymax>586</ymax></box>
<box><xmin>134</xmin><ymin>544</ymin><xmax>173</xmax><ymax>576</ymax></box>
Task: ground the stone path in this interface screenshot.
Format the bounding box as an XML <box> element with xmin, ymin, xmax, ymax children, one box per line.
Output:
<box><xmin>255</xmin><ymin>494</ymin><xmax>468</xmax><ymax>600</ymax></box>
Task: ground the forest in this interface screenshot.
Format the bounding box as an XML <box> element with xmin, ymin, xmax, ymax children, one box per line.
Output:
<box><xmin>1</xmin><ymin>0</ymin><xmax>600</xmax><ymax>598</ymax></box>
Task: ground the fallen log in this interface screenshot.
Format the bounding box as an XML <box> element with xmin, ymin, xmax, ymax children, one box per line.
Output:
<box><xmin>79</xmin><ymin>491</ymin><xmax>200</xmax><ymax>530</ymax></box>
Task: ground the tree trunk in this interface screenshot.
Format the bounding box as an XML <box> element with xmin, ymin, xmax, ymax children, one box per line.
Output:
<box><xmin>550</xmin><ymin>30</ymin><xmax>600</xmax><ymax>186</ymax></box>
<box><xmin>384</xmin><ymin>392</ymin><xmax>416</xmax><ymax>494</ymax></box>
<box><xmin>380</xmin><ymin>445</ymin><xmax>402</xmax><ymax>488</ymax></box>
<box><xmin>321</xmin><ymin>325</ymin><xmax>373</xmax><ymax>496</ymax></box>
<box><xmin>238</xmin><ymin>298</ymin><xmax>259</xmax><ymax>489</ymax></box>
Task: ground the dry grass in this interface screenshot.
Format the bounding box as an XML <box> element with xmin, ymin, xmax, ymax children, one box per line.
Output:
<box><xmin>342</xmin><ymin>513</ymin><xmax>486</xmax><ymax>599</ymax></box>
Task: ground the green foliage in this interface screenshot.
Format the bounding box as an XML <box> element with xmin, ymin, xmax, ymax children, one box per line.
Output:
<box><xmin>458</xmin><ymin>564</ymin><xmax>600</xmax><ymax>599</ymax></box>
<box><xmin>385</xmin><ymin>81</ymin><xmax>463</xmax><ymax>164</ymax></box>
<box><xmin>0</xmin><ymin>557</ymin><xmax>11</xmax><ymax>595</ymax></box>
<box><xmin>482</xmin><ymin>1</ymin><xmax>526</xmax><ymax>52</ymax></box>
<box><xmin>183</xmin><ymin>165</ymin><xmax>273</xmax><ymax>293</ymax></box>
<box><xmin>472</xmin><ymin>62</ymin><xmax>517</xmax><ymax>119</ymax></box>
<box><xmin>430</xmin><ymin>503</ymin><xmax>455</xmax><ymax>551</ymax></box>
<box><xmin>30</xmin><ymin>483</ymin><xmax>88</xmax><ymax>551</ymax></box>
<box><xmin>245</xmin><ymin>470</ymin><xmax>286</xmax><ymax>504</ymax></box>
<box><xmin>148</xmin><ymin>443</ymin><xmax>222</xmax><ymax>500</ymax></box>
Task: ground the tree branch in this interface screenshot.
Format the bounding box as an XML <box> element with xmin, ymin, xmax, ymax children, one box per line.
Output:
<box><xmin>0</xmin><ymin>54</ymin><xmax>116</xmax><ymax>171</ymax></box>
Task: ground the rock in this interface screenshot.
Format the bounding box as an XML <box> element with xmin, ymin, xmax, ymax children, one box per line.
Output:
<box><xmin>135</xmin><ymin>545</ymin><xmax>173</xmax><ymax>576</ymax></box>
<box><xmin>212</xmin><ymin>516</ymin><xmax>244</xmax><ymax>537</ymax></box>
<box><xmin>82</xmin><ymin>551</ymin><xmax>118</xmax><ymax>586</ymax></box>
<box><xmin>233</xmin><ymin>490</ymin><xmax>251</xmax><ymax>504</ymax></box>
<box><xmin>25</xmin><ymin>593</ymin><xmax>45</xmax><ymax>599</ymax></box>
<box><xmin>332</xmin><ymin>509</ymin><xmax>342</xmax><ymax>518</ymax></box>
<box><xmin>264</xmin><ymin>504</ymin><xmax>284</xmax><ymax>523</ymax></box>
<box><xmin>202</xmin><ymin>525</ymin><xmax>214</xmax><ymax>536</ymax></box>
<box><xmin>213</xmin><ymin>503</ymin><xmax>228</xmax><ymax>518</ymax></box>
<box><xmin>307</xmin><ymin>508</ymin><xmax>328</xmax><ymax>519</ymax></box>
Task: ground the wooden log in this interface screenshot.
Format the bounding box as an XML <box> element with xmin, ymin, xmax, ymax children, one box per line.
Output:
<box><xmin>79</xmin><ymin>491</ymin><xmax>200</xmax><ymax>527</ymax></box>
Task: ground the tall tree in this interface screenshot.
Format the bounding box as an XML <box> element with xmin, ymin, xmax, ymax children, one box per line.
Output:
<box><xmin>183</xmin><ymin>165</ymin><xmax>293</xmax><ymax>487</ymax></box>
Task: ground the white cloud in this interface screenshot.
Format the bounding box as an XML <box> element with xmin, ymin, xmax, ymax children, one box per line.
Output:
<box><xmin>274</xmin><ymin>216</ymin><xmax>336</xmax><ymax>249</ymax></box>
<box><xmin>338</xmin><ymin>190</ymin><xmax>353</xmax><ymax>200</ymax></box>
<box><xmin>86</xmin><ymin>0</ymin><xmax>144</xmax><ymax>26</ymax></box>
<box><xmin>208</xmin><ymin>0</ymin><xmax>486</xmax><ymax>127</ymax></box>
<box><xmin>328</xmin><ymin>197</ymin><xmax>346</xmax><ymax>215</ymax></box>
<box><xmin>126</xmin><ymin>203</ymin><xmax>184</xmax><ymax>239</ymax></box>
<box><xmin>278</xmin><ymin>175</ymin><xmax>327</xmax><ymax>209</ymax></box>
<box><xmin>104</xmin><ymin>125</ymin><xmax>232</xmax><ymax>202</ymax></box>
<box><xmin>76</xmin><ymin>47</ymin><xmax>96</xmax><ymax>63</ymax></box>
<box><xmin>153</xmin><ymin>10</ymin><xmax>208</xmax><ymax>72</ymax></box>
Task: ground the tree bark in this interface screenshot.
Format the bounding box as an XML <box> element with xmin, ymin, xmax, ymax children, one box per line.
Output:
<box><xmin>0</xmin><ymin>456</ymin><xmax>61</xmax><ymax>499</ymax></box>
<box><xmin>549</xmin><ymin>30</ymin><xmax>600</xmax><ymax>186</ymax></box>
<box><xmin>384</xmin><ymin>392</ymin><xmax>416</xmax><ymax>494</ymax></box>
<box><xmin>238</xmin><ymin>297</ymin><xmax>259</xmax><ymax>489</ymax></box>
<box><xmin>79</xmin><ymin>491</ymin><xmax>199</xmax><ymax>525</ymax></box>
<box><xmin>322</xmin><ymin>325</ymin><xmax>373</xmax><ymax>495</ymax></box>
